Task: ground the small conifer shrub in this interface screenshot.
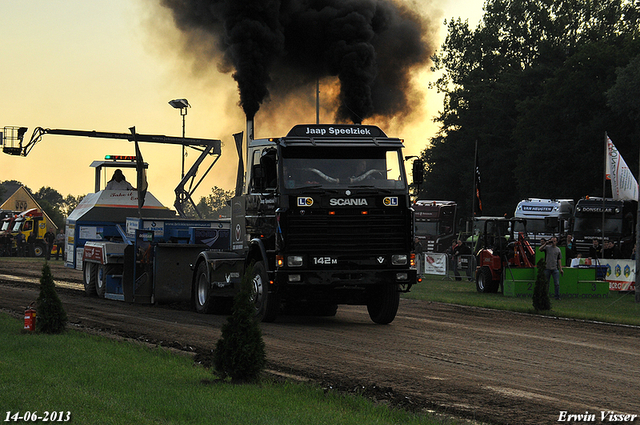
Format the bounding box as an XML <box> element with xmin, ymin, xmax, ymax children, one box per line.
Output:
<box><xmin>36</xmin><ymin>263</ymin><xmax>68</xmax><ymax>334</ymax></box>
<box><xmin>532</xmin><ymin>258</ymin><xmax>551</xmax><ymax>312</ymax></box>
<box><xmin>213</xmin><ymin>264</ymin><xmax>266</xmax><ymax>382</ymax></box>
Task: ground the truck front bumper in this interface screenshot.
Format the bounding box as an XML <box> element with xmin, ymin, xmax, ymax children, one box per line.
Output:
<box><xmin>274</xmin><ymin>268</ymin><xmax>417</xmax><ymax>288</ymax></box>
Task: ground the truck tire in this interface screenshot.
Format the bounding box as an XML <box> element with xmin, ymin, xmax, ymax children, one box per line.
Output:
<box><xmin>194</xmin><ymin>262</ymin><xmax>213</xmax><ymax>314</ymax></box>
<box><xmin>366</xmin><ymin>284</ymin><xmax>400</xmax><ymax>325</ymax></box>
<box><xmin>33</xmin><ymin>243</ymin><xmax>45</xmax><ymax>258</ymax></box>
<box><xmin>83</xmin><ymin>262</ymin><xmax>97</xmax><ymax>296</ymax></box>
<box><xmin>96</xmin><ymin>265</ymin><xmax>107</xmax><ymax>298</ymax></box>
<box><xmin>251</xmin><ymin>261</ymin><xmax>279</xmax><ymax>322</ymax></box>
<box><xmin>476</xmin><ymin>266</ymin><xmax>498</xmax><ymax>293</ymax></box>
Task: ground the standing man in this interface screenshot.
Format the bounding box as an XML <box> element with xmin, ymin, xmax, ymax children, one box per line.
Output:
<box><xmin>565</xmin><ymin>234</ymin><xmax>577</xmax><ymax>266</ymax></box>
<box><xmin>27</xmin><ymin>233</ymin><xmax>36</xmax><ymax>257</ymax></box>
<box><xmin>539</xmin><ymin>237</ymin><xmax>563</xmax><ymax>300</ymax></box>
<box><xmin>44</xmin><ymin>228</ymin><xmax>55</xmax><ymax>261</ymax></box>
<box><xmin>588</xmin><ymin>239</ymin><xmax>601</xmax><ymax>263</ymax></box>
<box><xmin>16</xmin><ymin>233</ymin><xmax>25</xmax><ymax>257</ymax></box>
<box><xmin>453</xmin><ymin>239</ymin><xmax>471</xmax><ymax>281</ymax></box>
<box><xmin>55</xmin><ymin>229</ymin><xmax>65</xmax><ymax>261</ymax></box>
<box><xmin>446</xmin><ymin>240</ymin><xmax>457</xmax><ymax>278</ymax></box>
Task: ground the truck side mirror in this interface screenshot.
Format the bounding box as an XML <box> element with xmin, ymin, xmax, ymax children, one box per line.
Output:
<box><xmin>412</xmin><ymin>159</ymin><xmax>424</xmax><ymax>185</ymax></box>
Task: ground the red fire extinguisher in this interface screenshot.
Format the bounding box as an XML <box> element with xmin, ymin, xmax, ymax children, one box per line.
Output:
<box><xmin>24</xmin><ymin>303</ymin><xmax>36</xmax><ymax>332</ymax></box>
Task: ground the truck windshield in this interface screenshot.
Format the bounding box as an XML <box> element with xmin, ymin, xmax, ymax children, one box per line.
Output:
<box><xmin>281</xmin><ymin>147</ymin><xmax>405</xmax><ymax>190</ymax></box>
<box><xmin>11</xmin><ymin>221</ymin><xmax>22</xmax><ymax>232</ymax></box>
<box><xmin>573</xmin><ymin>217</ymin><xmax>622</xmax><ymax>235</ymax></box>
<box><xmin>415</xmin><ymin>221</ymin><xmax>439</xmax><ymax>236</ymax></box>
<box><xmin>513</xmin><ymin>220</ymin><xmax>547</xmax><ymax>234</ymax></box>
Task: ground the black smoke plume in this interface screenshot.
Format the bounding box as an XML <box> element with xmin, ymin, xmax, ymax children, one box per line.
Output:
<box><xmin>160</xmin><ymin>0</ymin><xmax>432</xmax><ymax>123</ymax></box>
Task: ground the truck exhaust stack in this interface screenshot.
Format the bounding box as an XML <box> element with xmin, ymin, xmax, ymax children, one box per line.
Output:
<box><xmin>246</xmin><ymin>118</ymin><xmax>254</xmax><ymax>146</ymax></box>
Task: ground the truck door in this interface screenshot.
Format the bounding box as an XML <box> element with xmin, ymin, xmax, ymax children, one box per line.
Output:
<box><xmin>246</xmin><ymin>148</ymin><xmax>277</xmax><ymax>240</ymax></box>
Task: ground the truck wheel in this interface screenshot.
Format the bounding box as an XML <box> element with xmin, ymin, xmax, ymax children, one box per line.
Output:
<box><xmin>251</xmin><ymin>261</ymin><xmax>279</xmax><ymax>322</ymax></box>
<box><xmin>83</xmin><ymin>262</ymin><xmax>97</xmax><ymax>296</ymax></box>
<box><xmin>366</xmin><ymin>284</ymin><xmax>400</xmax><ymax>325</ymax></box>
<box><xmin>96</xmin><ymin>265</ymin><xmax>107</xmax><ymax>298</ymax></box>
<box><xmin>476</xmin><ymin>267</ymin><xmax>496</xmax><ymax>293</ymax></box>
<box><xmin>194</xmin><ymin>262</ymin><xmax>213</xmax><ymax>314</ymax></box>
<box><xmin>33</xmin><ymin>243</ymin><xmax>45</xmax><ymax>258</ymax></box>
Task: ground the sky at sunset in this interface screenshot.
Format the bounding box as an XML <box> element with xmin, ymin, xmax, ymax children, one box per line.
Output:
<box><xmin>0</xmin><ymin>0</ymin><xmax>484</xmax><ymax>208</ymax></box>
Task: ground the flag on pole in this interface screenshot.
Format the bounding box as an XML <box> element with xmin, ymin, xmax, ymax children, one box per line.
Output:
<box><xmin>474</xmin><ymin>147</ymin><xmax>482</xmax><ymax>215</ymax></box>
<box><xmin>606</xmin><ymin>135</ymin><xmax>638</xmax><ymax>201</ymax></box>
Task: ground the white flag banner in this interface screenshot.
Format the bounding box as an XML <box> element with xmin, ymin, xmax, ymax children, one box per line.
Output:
<box><xmin>606</xmin><ymin>136</ymin><xmax>639</xmax><ymax>201</ymax></box>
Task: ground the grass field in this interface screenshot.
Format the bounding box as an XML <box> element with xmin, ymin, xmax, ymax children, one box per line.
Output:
<box><xmin>0</xmin><ymin>314</ymin><xmax>451</xmax><ymax>425</ymax></box>
<box><xmin>404</xmin><ymin>275</ymin><xmax>640</xmax><ymax>326</ymax></box>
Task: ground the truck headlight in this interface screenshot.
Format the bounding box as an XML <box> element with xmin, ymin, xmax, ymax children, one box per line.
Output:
<box><xmin>287</xmin><ymin>255</ymin><xmax>304</xmax><ymax>267</ymax></box>
<box><xmin>392</xmin><ymin>254</ymin><xmax>407</xmax><ymax>265</ymax></box>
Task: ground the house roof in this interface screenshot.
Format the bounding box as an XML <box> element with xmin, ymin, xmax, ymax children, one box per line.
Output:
<box><xmin>0</xmin><ymin>181</ymin><xmax>22</xmax><ymax>206</ymax></box>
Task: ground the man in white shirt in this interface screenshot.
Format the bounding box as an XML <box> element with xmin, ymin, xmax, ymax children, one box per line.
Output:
<box><xmin>105</xmin><ymin>169</ymin><xmax>134</xmax><ymax>190</ymax></box>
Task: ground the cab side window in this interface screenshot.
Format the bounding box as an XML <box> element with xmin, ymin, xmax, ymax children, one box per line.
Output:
<box><xmin>250</xmin><ymin>149</ymin><xmax>277</xmax><ymax>192</ymax></box>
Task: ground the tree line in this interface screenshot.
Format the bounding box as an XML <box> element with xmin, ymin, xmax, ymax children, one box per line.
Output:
<box><xmin>419</xmin><ymin>0</ymin><xmax>640</xmax><ymax>218</ymax></box>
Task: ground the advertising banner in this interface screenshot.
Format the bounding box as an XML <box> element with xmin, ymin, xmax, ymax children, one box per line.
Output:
<box><xmin>423</xmin><ymin>252</ymin><xmax>448</xmax><ymax>276</ymax></box>
<box><xmin>600</xmin><ymin>259</ymin><xmax>636</xmax><ymax>291</ymax></box>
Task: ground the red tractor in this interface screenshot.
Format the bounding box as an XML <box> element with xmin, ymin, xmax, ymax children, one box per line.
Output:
<box><xmin>475</xmin><ymin>218</ymin><xmax>535</xmax><ymax>293</ymax></box>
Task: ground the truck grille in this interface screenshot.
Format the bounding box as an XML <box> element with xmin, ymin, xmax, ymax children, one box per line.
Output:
<box><xmin>285</xmin><ymin>210</ymin><xmax>409</xmax><ymax>254</ymax></box>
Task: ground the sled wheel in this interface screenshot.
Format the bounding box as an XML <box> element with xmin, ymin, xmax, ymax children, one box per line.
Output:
<box><xmin>96</xmin><ymin>264</ymin><xmax>107</xmax><ymax>298</ymax></box>
<box><xmin>194</xmin><ymin>261</ymin><xmax>213</xmax><ymax>314</ymax></box>
<box><xmin>83</xmin><ymin>262</ymin><xmax>97</xmax><ymax>296</ymax></box>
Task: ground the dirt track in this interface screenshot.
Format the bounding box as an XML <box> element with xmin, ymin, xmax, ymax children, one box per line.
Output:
<box><xmin>1</xmin><ymin>259</ymin><xmax>640</xmax><ymax>425</ymax></box>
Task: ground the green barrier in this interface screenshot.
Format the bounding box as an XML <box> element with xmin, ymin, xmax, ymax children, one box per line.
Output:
<box><xmin>502</xmin><ymin>265</ymin><xmax>609</xmax><ymax>298</ymax></box>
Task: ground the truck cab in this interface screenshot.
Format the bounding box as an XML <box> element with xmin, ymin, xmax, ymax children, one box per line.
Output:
<box><xmin>0</xmin><ymin>211</ymin><xmax>18</xmax><ymax>256</ymax></box>
<box><xmin>413</xmin><ymin>200</ymin><xmax>457</xmax><ymax>253</ymax></box>
<box><xmin>513</xmin><ymin>198</ymin><xmax>574</xmax><ymax>245</ymax></box>
<box><xmin>573</xmin><ymin>197</ymin><xmax>637</xmax><ymax>257</ymax></box>
<box><xmin>211</xmin><ymin>124</ymin><xmax>417</xmax><ymax>324</ymax></box>
<box><xmin>10</xmin><ymin>208</ymin><xmax>49</xmax><ymax>257</ymax></box>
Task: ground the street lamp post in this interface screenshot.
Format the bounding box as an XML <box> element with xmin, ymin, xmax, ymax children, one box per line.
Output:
<box><xmin>168</xmin><ymin>98</ymin><xmax>191</xmax><ymax>179</ymax></box>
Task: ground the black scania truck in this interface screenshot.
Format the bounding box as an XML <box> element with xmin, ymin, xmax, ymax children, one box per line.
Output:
<box><xmin>194</xmin><ymin>123</ymin><xmax>417</xmax><ymax>324</ymax></box>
